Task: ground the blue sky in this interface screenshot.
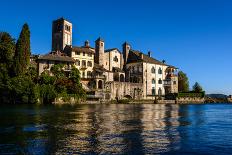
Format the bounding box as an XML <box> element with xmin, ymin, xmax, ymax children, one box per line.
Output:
<box><xmin>0</xmin><ymin>0</ymin><xmax>232</xmax><ymax>95</ymax></box>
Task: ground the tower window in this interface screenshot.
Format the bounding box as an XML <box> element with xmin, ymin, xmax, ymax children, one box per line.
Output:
<box><xmin>65</xmin><ymin>25</ymin><xmax>70</xmax><ymax>32</ymax></box>
<box><xmin>113</xmin><ymin>56</ymin><xmax>118</xmax><ymax>62</ymax></box>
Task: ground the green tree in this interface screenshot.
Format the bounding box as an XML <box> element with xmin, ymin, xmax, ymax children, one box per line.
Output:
<box><xmin>14</xmin><ymin>24</ymin><xmax>31</xmax><ymax>76</ymax></box>
<box><xmin>178</xmin><ymin>71</ymin><xmax>189</xmax><ymax>92</ymax></box>
<box><xmin>192</xmin><ymin>82</ymin><xmax>203</xmax><ymax>92</ymax></box>
<box><xmin>0</xmin><ymin>32</ymin><xmax>15</xmax><ymax>64</ymax></box>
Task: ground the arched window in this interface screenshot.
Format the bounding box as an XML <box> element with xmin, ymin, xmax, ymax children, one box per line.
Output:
<box><xmin>158</xmin><ymin>67</ymin><xmax>162</xmax><ymax>74</ymax></box>
<box><xmin>87</xmin><ymin>61</ymin><xmax>92</xmax><ymax>67</ymax></box>
<box><xmin>152</xmin><ymin>78</ymin><xmax>156</xmax><ymax>84</ymax></box>
<box><xmin>151</xmin><ymin>67</ymin><xmax>156</xmax><ymax>73</ymax></box>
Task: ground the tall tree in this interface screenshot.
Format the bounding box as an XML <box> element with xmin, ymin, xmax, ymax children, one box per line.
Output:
<box><xmin>192</xmin><ymin>82</ymin><xmax>203</xmax><ymax>92</ymax></box>
<box><xmin>14</xmin><ymin>24</ymin><xmax>31</xmax><ymax>76</ymax></box>
<box><xmin>0</xmin><ymin>32</ymin><xmax>15</xmax><ymax>66</ymax></box>
<box><xmin>178</xmin><ymin>71</ymin><xmax>189</xmax><ymax>92</ymax></box>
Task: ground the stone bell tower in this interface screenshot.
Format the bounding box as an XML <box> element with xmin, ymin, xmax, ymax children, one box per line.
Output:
<box><xmin>122</xmin><ymin>42</ymin><xmax>131</xmax><ymax>65</ymax></box>
<box><xmin>52</xmin><ymin>18</ymin><xmax>72</xmax><ymax>51</ymax></box>
<box><xmin>95</xmin><ymin>37</ymin><xmax>105</xmax><ymax>66</ymax></box>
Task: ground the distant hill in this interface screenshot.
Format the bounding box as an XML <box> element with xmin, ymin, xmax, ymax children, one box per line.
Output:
<box><xmin>206</xmin><ymin>94</ymin><xmax>228</xmax><ymax>99</ymax></box>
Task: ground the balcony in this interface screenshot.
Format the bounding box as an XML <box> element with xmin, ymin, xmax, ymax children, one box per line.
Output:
<box><xmin>163</xmin><ymin>80</ymin><xmax>172</xmax><ymax>86</ymax></box>
<box><xmin>80</xmin><ymin>65</ymin><xmax>87</xmax><ymax>70</ymax></box>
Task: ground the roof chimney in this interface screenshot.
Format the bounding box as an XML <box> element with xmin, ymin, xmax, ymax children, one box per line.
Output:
<box><xmin>140</xmin><ymin>52</ymin><xmax>143</xmax><ymax>59</ymax></box>
<box><xmin>148</xmin><ymin>51</ymin><xmax>151</xmax><ymax>57</ymax></box>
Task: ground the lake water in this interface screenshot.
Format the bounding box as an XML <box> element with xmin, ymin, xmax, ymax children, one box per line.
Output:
<box><xmin>0</xmin><ymin>104</ymin><xmax>232</xmax><ymax>155</ymax></box>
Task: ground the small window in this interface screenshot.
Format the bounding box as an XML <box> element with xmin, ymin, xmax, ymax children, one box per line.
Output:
<box><xmin>87</xmin><ymin>61</ymin><xmax>92</xmax><ymax>67</ymax></box>
<box><xmin>173</xmin><ymin>81</ymin><xmax>176</xmax><ymax>85</ymax></box>
<box><xmin>151</xmin><ymin>67</ymin><xmax>155</xmax><ymax>73</ymax></box>
<box><xmin>82</xmin><ymin>71</ymin><xmax>85</xmax><ymax>78</ymax></box>
<box><xmin>76</xmin><ymin>60</ymin><xmax>80</xmax><ymax>66</ymax></box>
<box><xmin>158</xmin><ymin>67</ymin><xmax>162</xmax><ymax>74</ymax></box>
<box><xmin>83</xmin><ymin>52</ymin><xmax>85</xmax><ymax>56</ymax></box>
<box><xmin>75</xmin><ymin>51</ymin><xmax>80</xmax><ymax>55</ymax></box>
<box><xmin>82</xmin><ymin>60</ymin><xmax>86</xmax><ymax>67</ymax></box>
<box><xmin>158</xmin><ymin>78</ymin><xmax>162</xmax><ymax>84</ymax></box>
<box><xmin>152</xmin><ymin>79</ymin><xmax>156</xmax><ymax>84</ymax></box>
<box><xmin>113</xmin><ymin>56</ymin><xmax>118</xmax><ymax>62</ymax></box>
<box><xmin>88</xmin><ymin>53</ymin><xmax>92</xmax><ymax>57</ymax></box>
<box><xmin>152</xmin><ymin>87</ymin><xmax>155</xmax><ymax>96</ymax></box>
<box><xmin>87</xmin><ymin>71</ymin><xmax>91</xmax><ymax>78</ymax></box>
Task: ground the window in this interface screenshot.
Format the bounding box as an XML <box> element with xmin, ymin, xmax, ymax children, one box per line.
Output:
<box><xmin>76</xmin><ymin>60</ymin><xmax>80</xmax><ymax>66</ymax></box>
<box><xmin>173</xmin><ymin>81</ymin><xmax>176</xmax><ymax>85</ymax></box>
<box><xmin>152</xmin><ymin>78</ymin><xmax>156</xmax><ymax>84</ymax></box>
<box><xmin>65</xmin><ymin>25</ymin><xmax>70</xmax><ymax>32</ymax></box>
<box><xmin>82</xmin><ymin>71</ymin><xmax>85</xmax><ymax>78</ymax></box>
<box><xmin>158</xmin><ymin>67</ymin><xmax>162</xmax><ymax>74</ymax></box>
<box><xmin>87</xmin><ymin>71</ymin><xmax>91</xmax><ymax>78</ymax></box>
<box><xmin>82</xmin><ymin>60</ymin><xmax>86</xmax><ymax>67</ymax></box>
<box><xmin>83</xmin><ymin>52</ymin><xmax>85</xmax><ymax>56</ymax></box>
<box><xmin>113</xmin><ymin>56</ymin><xmax>118</xmax><ymax>62</ymax></box>
<box><xmin>151</xmin><ymin>67</ymin><xmax>155</xmax><ymax>73</ymax></box>
<box><xmin>88</xmin><ymin>53</ymin><xmax>92</xmax><ymax>57</ymax></box>
<box><xmin>158</xmin><ymin>78</ymin><xmax>162</xmax><ymax>84</ymax></box>
<box><xmin>87</xmin><ymin>61</ymin><xmax>92</xmax><ymax>67</ymax></box>
<box><xmin>75</xmin><ymin>51</ymin><xmax>80</xmax><ymax>55</ymax></box>
<box><xmin>152</xmin><ymin>87</ymin><xmax>155</xmax><ymax>96</ymax></box>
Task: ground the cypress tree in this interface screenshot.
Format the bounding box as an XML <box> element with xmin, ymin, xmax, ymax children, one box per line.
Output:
<box><xmin>178</xmin><ymin>71</ymin><xmax>189</xmax><ymax>92</ymax></box>
<box><xmin>14</xmin><ymin>23</ymin><xmax>31</xmax><ymax>76</ymax></box>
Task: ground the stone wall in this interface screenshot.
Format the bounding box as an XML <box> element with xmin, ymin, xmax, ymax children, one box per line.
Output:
<box><xmin>105</xmin><ymin>81</ymin><xmax>143</xmax><ymax>100</ymax></box>
<box><xmin>176</xmin><ymin>97</ymin><xmax>205</xmax><ymax>104</ymax></box>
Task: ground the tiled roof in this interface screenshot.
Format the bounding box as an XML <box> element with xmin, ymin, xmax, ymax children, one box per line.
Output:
<box><xmin>127</xmin><ymin>50</ymin><xmax>176</xmax><ymax>68</ymax></box>
<box><xmin>38</xmin><ymin>53</ymin><xmax>75</xmax><ymax>62</ymax></box>
<box><xmin>65</xmin><ymin>45</ymin><xmax>95</xmax><ymax>54</ymax></box>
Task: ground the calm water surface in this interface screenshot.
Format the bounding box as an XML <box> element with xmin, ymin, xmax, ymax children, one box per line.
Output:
<box><xmin>0</xmin><ymin>104</ymin><xmax>232</xmax><ymax>155</ymax></box>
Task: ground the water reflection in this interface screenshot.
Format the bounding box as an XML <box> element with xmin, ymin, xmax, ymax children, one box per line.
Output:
<box><xmin>0</xmin><ymin>104</ymin><xmax>232</xmax><ymax>155</ymax></box>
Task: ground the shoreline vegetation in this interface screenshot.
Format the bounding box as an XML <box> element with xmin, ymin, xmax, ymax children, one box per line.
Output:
<box><xmin>1</xmin><ymin>24</ymin><xmax>231</xmax><ymax>105</ymax></box>
<box><xmin>0</xmin><ymin>25</ymin><xmax>86</xmax><ymax>105</ymax></box>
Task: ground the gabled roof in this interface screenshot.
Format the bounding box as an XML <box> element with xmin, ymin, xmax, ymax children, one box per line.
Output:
<box><xmin>38</xmin><ymin>52</ymin><xmax>75</xmax><ymax>62</ymax></box>
<box><xmin>105</xmin><ymin>48</ymin><xmax>121</xmax><ymax>53</ymax></box>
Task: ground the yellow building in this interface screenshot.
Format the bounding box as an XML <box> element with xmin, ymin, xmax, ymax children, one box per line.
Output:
<box><xmin>64</xmin><ymin>41</ymin><xmax>94</xmax><ymax>79</ymax></box>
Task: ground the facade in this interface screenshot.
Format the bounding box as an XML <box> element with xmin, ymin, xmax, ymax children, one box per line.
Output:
<box><xmin>39</xmin><ymin>17</ymin><xmax>179</xmax><ymax>100</ymax></box>
<box><xmin>37</xmin><ymin>51</ymin><xmax>74</xmax><ymax>75</ymax></box>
